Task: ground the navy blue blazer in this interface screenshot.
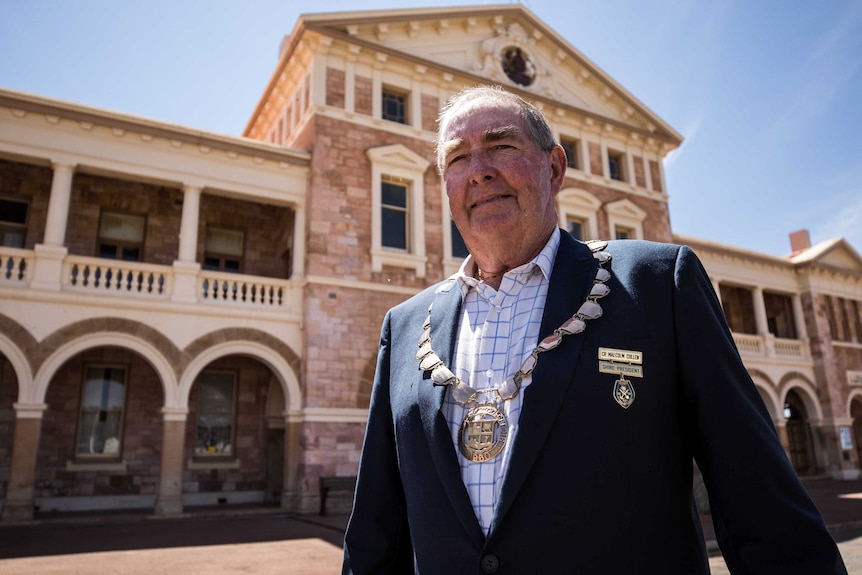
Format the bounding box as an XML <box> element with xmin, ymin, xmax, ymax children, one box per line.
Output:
<box><xmin>343</xmin><ymin>231</ymin><xmax>846</xmax><ymax>574</ymax></box>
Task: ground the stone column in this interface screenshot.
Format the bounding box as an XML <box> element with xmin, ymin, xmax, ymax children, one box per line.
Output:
<box><xmin>280</xmin><ymin>415</ymin><xmax>306</xmax><ymax>512</ymax></box>
<box><xmin>43</xmin><ymin>162</ymin><xmax>75</xmax><ymax>246</ymax></box>
<box><xmin>31</xmin><ymin>162</ymin><xmax>75</xmax><ymax>291</ymax></box>
<box><xmin>171</xmin><ymin>184</ymin><xmax>202</xmax><ymax>303</ymax></box>
<box><xmin>291</xmin><ymin>204</ymin><xmax>306</xmax><ymax>280</ymax></box>
<box><xmin>154</xmin><ymin>409</ymin><xmax>188</xmax><ymax>516</ymax></box>
<box><xmin>1</xmin><ymin>403</ymin><xmax>47</xmax><ymax>522</ymax></box>
<box><xmin>792</xmin><ymin>294</ymin><xmax>808</xmax><ymax>340</ymax></box>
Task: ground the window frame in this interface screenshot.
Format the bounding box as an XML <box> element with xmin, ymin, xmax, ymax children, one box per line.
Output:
<box><xmin>607</xmin><ymin>149</ymin><xmax>627</xmax><ymax>182</ymax></box>
<box><xmin>193</xmin><ymin>369</ymin><xmax>238</xmax><ymax>460</ymax></box>
<box><xmin>203</xmin><ymin>225</ymin><xmax>245</xmax><ymax>274</ymax></box>
<box><xmin>380</xmin><ymin>177</ymin><xmax>410</xmax><ymax>251</ymax></box>
<box><xmin>97</xmin><ymin>210</ymin><xmax>147</xmax><ymax>262</ymax></box>
<box><xmin>381</xmin><ymin>85</ymin><xmax>409</xmax><ymax>125</ymax></box>
<box><xmin>367</xmin><ymin>144</ymin><xmax>430</xmax><ymax>277</ymax></box>
<box><xmin>556</xmin><ymin>189</ymin><xmax>600</xmax><ymax>243</ymax></box>
<box><xmin>73</xmin><ymin>364</ymin><xmax>129</xmax><ymax>461</ymax></box>
<box><xmin>560</xmin><ymin>137</ymin><xmax>582</xmax><ymax>171</ymax></box>
<box><xmin>605</xmin><ymin>199</ymin><xmax>646</xmax><ymax>241</ymax></box>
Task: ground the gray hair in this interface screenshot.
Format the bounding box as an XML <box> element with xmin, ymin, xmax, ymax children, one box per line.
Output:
<box><xmin>435</xmin><ymin>86</ymin><xmax>557</xmax><ymax>173</ymax></box>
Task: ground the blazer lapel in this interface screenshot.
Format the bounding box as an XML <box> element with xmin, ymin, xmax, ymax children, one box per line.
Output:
<box><xmin>491</xmin><ymin>233</ymin><xmax>599</xmax><ymax>532</ymax></box>
<box><xmin>418</xmin><ymin>281</ymin><xmax>485</xmax><ymax>546</ymax></box>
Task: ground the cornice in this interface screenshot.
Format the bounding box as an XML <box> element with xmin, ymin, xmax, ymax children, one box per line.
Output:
<box><xmin>0</xmin><ymin>88</ymin><xmax>310</xmax><ymax>168</ymax></box>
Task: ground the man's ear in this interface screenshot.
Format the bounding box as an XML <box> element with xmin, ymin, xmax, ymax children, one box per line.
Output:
<box><xmin>549</xmin><ymin>145</ymin><xmax>567</xmax><ymax>193</ymax></box>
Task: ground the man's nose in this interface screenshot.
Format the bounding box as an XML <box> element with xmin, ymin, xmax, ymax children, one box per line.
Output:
<box><xmin>468</xmin><ymin>151</ymin><xmax>496</xmax><ymax>184</ymax></box>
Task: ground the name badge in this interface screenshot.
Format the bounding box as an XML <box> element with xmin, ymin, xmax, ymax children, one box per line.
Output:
<box><xmin>598</xmin><ymin>347</ymin><xmax>642</xmax><ymax>364</ymax></box>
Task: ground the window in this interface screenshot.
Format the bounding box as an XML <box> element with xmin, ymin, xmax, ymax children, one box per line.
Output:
<box><xmin>614</xmin><ymin>226</ymin><xmax>633</xmax><ymax>240</ymax></box>
<box><xmin>382</xmin><ymin>87</ymin><xmax>407</xmax><ymax>124</ymax></box>
<box><xmin>381</xmin><ymin>179</ymin><xmax>408</xmax><ymax>250</ymax></box>
<box><xmin>0</xmin><ymin>197</ymin><xmax>28</xmax><ymax>248</ymax></box>
<box><xmin>567</xmin><ymin>218</ymin><xmax>586</xmax><ymax>241</ymax></box>
<box><xmin>367</xmin><ymin>144</ymin><xmax>430</xmax><ymax>277</ymax></box>
<box><xmin>75</xmin><ymin>366</ymin><xmax>126</xmax><ymax>458</ymax></box>
<box><xmin>195</xmin><ymin>371</ymin><xmax>235</xmax><ymax>457</ymax></box>
<box><xmin>605</xmin><ymin>199</ymin><xmax>645</xmax><ymax>241</ymax></box>
<box><xmin>560</xmin><ymin>138</ymin><xmax>580</xmax><ymax>171</ymax></box>
<box><xmin>556</xmin><ymin>189</ymin><xmax>600</xmax><ymax>243</ymax></box>
<box><xmin>98</xmin><ymin>212</ymin><xmax>145</xmax><ymax>261</ymax></box>
<box><xmin>764</xmin><ymin>291</ymin><xmax>797</xmax><ymax>339</ymax></box>
<box><xmin>607</xmin><ymin>150</ymin><xmax>626</xmax><ymax>182</ymax></box>
<box><xmin>204</xmin><ymin>227</ymin><xmax>244</xmax><ymax>273</ymax></box>
<box><xmin>720</xmin><ymin>285</ymin><xmax>758</xmax><ymax>335</ymax></box>
<box><xmin>451</xmin><ymin>220</ymin><xmax>469</xmax><ymax>259</ymax></box>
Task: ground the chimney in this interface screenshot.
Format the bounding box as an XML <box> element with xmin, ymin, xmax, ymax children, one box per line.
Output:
<box><xmin>789</xmin><ymin>229</ymin><xmax>811</xmax><ymax>253</ymax></box>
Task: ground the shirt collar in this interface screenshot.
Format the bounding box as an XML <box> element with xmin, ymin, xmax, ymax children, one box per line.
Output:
<box><xmin>454</xmin><ymin>227</ymin><xmax>561</xmax><ymax>292</ymax></box>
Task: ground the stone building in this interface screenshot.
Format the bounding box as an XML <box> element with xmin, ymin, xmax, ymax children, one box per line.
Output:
<box><xmin>0</xmin><ymin>5</ymin><xmax>860</xmax><ymax>521</ymax></box>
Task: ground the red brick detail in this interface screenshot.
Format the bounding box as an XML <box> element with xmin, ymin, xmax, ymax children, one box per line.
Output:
<box><xmin>326</xmin><ymin>67</ymin><xmax>345</xmax><ymax>109</ymax></box>
<box><xmin>649</xmin><ymin>160</ymin><xmax>663</xmax><ymax>192</ymax></box>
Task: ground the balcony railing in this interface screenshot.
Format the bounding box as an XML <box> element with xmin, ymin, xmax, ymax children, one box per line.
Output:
<box><xmin>200</xmin><ymin>270</ymin><xmax>292</xmax><ymax>308</ymax></box>
<box><xmin>0</xmin><ymin>247</ymin><xmax>297</xmax><ymax>311</ymax></box>
<box><xmin>64</xmin><ymin>255</ymin><xmax>170</xmax><ymax>298</ymax></box>
<box><xmin>732</xmin><ymin>332</ymin><xmax>809</xmax><ymax>361</ymax></box>
<box><xmin>0</xmin><ymin>248</ymin><xmax>31</xmax><ymax>284</ymax></box>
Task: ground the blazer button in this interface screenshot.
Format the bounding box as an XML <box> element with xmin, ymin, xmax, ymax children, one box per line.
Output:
<box><xmin>481</xmin><ymin>554</ymin><xmax>499</xmax><ymax>573</ymax></box>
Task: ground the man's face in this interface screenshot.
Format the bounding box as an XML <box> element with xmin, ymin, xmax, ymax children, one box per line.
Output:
<box><xmin>439</xmin><ymin>100</ymin><xmax>564</xmax><ymax>257</ymax></box>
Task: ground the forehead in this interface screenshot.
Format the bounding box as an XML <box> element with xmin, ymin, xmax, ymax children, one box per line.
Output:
<box><xmin>441</xmin><ymin>100</ymin><xmax>525</xmax><ymax>143</ymax></box>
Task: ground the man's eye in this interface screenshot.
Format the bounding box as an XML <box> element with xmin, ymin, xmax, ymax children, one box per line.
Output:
<box><xmin>448</xmin><ymin>155</ymin><xmax>467</xmax><ymax>166</ymax></box>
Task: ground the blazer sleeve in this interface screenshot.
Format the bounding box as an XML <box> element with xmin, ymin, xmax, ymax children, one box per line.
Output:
<box><xmin>342</xmin><ymin>311</ymin><xmax>414</xmax><ymax>574</ymax></box>
<box><xmin>672</xmin><ymin>246</ymin><xmax>847</xmax><ymax>574</ymax></box>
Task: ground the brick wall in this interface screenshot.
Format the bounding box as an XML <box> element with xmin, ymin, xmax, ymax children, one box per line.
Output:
<box><xmin>354</xmin><ymin>75</ymin><xmax>372</xmax><ymax>116</ymax></box>
<box><xmin>588</xmin><ymin>142</ymin><xmax>604</xmax><ymax>176</ymax></box>
<box><xmin>326</xmin><ymin>66</ymin><xmax>346</xmax><ymax>109</ymax></box>
<box><xmin>198</xmin><ymin>194</ymin><xmax>293</xmax><ymax>278</ymax></box>
<box><xmin>66</xmin><ymin>173</ymin><xmax>183</xmax><ymax>265</ymax></box>
<box><xmin>0</xmin><ymin>356</ymin><xmax>17</xmax><ymax>499</ymax></box>
<box><xmin>649</xmin><ymin>159</ymin><xmax>663</xmax><ymax>192</ymax></box>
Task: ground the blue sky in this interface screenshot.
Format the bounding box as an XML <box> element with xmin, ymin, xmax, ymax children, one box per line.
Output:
<box><xmin>2</xmin><ymin>0</ymin><xmax>861</xmax><ymax>256</ymax></box>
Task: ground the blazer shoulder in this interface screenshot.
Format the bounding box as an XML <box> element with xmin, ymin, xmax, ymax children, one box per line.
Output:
<box><xmin>388</xmin><ymin>277</ymin><xmax>458</xmax><ymax>319</ymax></box>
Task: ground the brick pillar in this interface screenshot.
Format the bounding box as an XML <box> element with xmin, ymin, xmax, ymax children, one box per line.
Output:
<box><xmin>281</xmin><ymin>417</ymin><xmax>306</xmax><ymax>512</ymax></box>
<box><xmin>2</xmin><ymin>403</ymin><xmax>47</xmax><ymax>522</ymax></box>
<box><xmin>154</xmin><ymin>411</ymin><xmax>187</xmax><ymax>515</ymax></box>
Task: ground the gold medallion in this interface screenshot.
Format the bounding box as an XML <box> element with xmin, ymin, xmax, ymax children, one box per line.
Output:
<box><xmin>613</xmin><ymin>376</ymin><xmax>635</xmax><ymax>409</ymax></box>
<box><xmin>459</xmin><ymin>404</ymin><xmax>509</xmax><ymax>462</ymax></box>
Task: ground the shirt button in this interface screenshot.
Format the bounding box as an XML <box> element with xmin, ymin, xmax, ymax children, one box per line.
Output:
<box><xmin>485</xmin><ymin>369</ymin><xmax>494</xmax><ymax>378</ymax></box>
<box><xmin>495</xmin><ymin>305</ymin><xmax>502</xmax><ymax>313</ymax></box>
<box><xmin>481</xmin><ymin>554</ymin><xmax>499</xmax><ymax>573</ymax></box>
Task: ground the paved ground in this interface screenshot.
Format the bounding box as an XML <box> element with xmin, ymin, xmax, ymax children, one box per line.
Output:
<box><xmin>1</xmin><ymin>477</ymin><xmax>861</xmax><ymax>573</ymax></box>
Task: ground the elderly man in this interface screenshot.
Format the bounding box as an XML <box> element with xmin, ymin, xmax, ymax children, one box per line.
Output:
<box><xmin>342</xmin><ymin>86</ymin><xmax>846</xmax><ymax>574</ymax></box>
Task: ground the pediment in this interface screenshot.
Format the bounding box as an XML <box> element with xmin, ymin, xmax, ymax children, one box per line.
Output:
<box><xmin>366</xmin><ymin>144</ymin><xmax>430</xmax><ymax>170</ymax></box>
<box><xmin>301</xmin><ymin>5</ymin><xmax>680</xmax><ymax>144</ymax></box>
<box><xmin>792</xmin><ymin>238</ymin><xmax>862</xmax><ymax>273</ymax></box>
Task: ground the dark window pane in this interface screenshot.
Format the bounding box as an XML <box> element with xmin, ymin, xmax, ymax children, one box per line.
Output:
<box><xmin>382</xmin><ymin>208</ymin><xmax>407</xmax><ymax>249</ymax></box>
<box><xmin>121</xmin><ymin>247</ymin><xmax>140</xmax><ymax>261</ymax></box>
<box><xmin>0</xmin><ymin>199</ymin><xmax>28</xmax><ymax>224</ymax></box>
<box><xmin>609</xmin><ymin>154</ymin><xmax>623</xmax><ymax>181</ymax></box>
<box><xmin>451</xmin><ymin>220</ymin><xmax>469</xmax><ymax>258</ymax></box>
<box><xmin>381</xmin><ymin>181</ymin><xmax>407</xmax><ymax>207</ymax></box>
<box><xmin>99</xmin><ymin>243</ymin><xmax>119</xmax><ymax>259</ymax></box>
<box><xmin>567</xmin><ymin>220</ymin><xmax>583</xmax><ymax>240</ymax></box>
<box><xmin>382</xmin><ymin>91</ymin><xmax>406</xmax><ymax>123</ymax></box>
<box><xmin>561</xmin><ymin>141</ymin><xmax>577</xmax><ymax>169</ymax></box>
